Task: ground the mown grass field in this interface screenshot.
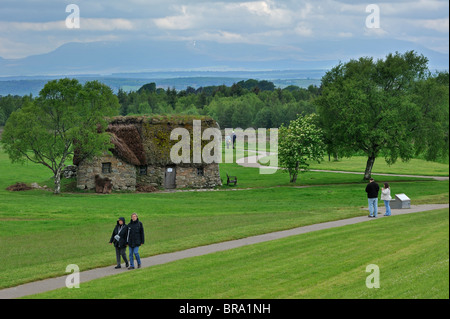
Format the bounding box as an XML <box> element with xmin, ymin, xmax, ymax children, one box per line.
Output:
<box><xmin>258</xmin><ymin>154</ymin><xmax>450</xmax><ymax>177</ymax></box>
<box><xmin>0</xmin><ymin>145</ymin><xmax>448</xmax><ymax>296</ymax></box>
<box><xmin>28</xmin><ymin>208</ymin><xmax>449</xmax><ymax>299</ymax></box>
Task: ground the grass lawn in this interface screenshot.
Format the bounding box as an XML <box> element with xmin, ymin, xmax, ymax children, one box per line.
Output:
<box><xmin>29</xmin><ymin>208</ymin><xmax>449</xmax><ymax>299</ymax></box>
<box><xmin>219</xmin><ymin>163</ymin><xmax>437</xmax><ymax>190</ymax></box>
<box><xmin>258</xmin><ymin>155</ymin><xmax>449</xmax><ymax>177</ymax></box>
<box><xmin>0</xmin><ymin>146</ymin><xmax>448</xmax><ymax>290</ymax></box>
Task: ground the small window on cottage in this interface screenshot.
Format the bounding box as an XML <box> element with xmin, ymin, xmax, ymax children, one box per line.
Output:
<box><xmin>139</xmin><ymin>165</ymin><xmax>148</xmax><ymax>176</ymax></box>
<box><xmin>197</xmin><ymin>167</ymin><xmax>204</xmax><ymax>176</ymax></box>
<box><xmin>102</xmin><ymin>162</ymin><xmax>112</xmax><ymax>174</ymax></box>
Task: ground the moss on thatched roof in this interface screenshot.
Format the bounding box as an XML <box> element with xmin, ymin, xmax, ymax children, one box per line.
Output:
<box><xmin>75</xmin><ymin>115</ymin><xmax>219</xmax><ymax>167</ymax></box>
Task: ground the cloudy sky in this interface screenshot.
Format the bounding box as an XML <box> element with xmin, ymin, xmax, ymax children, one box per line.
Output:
<box><xmin>0</xmin><ymin>0</ymin><xmax>448</xmax><ymax>68</ymax></box>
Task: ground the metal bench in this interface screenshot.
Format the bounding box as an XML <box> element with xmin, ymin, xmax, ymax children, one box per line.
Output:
<box><xmin>226</xmin><ymin>173</ymin><xmax>237</xmax><ymax>186</ymax></box>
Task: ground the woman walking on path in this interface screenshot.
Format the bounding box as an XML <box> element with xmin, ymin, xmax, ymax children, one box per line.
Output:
<box><xmin>381</xmin><ymin>183</ymin><xmax>392</xmax><ymax>216</ymax></box>
<box><xmin>127</xmin><ymin>213</ymin><xmax>145</xmax><ymax>269</ymax></box>
<box><xmin>109</xmin><ymin>217</ymin><xmax>129</xmax><ymax>269</ymax></box>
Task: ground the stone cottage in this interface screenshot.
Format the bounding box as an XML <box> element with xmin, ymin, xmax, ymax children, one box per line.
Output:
<box><xmin>74</xmin><ymin>115</ymin><xmax>222</xmax><ymax>192</ymax></box>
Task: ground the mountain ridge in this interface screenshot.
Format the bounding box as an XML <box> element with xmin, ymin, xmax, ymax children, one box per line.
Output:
<box><xmin>0</xmin><ymin>38</ymin><xmax>448</xmax><ymax>77</ymax></box>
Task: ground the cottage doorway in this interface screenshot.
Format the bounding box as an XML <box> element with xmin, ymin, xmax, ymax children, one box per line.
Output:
<box><xmin>164</xmin><ymin>166</ymin><xmax>176</xmax><ymax>189</ymax></box>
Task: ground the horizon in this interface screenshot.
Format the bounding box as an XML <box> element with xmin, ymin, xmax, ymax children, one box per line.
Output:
<box><xmin>0</xmin><ymin>1</ymin><xmax>448</xmax><ymax>77</ymax></box>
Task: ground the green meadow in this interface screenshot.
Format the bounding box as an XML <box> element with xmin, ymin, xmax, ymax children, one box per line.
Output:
<box><xmin>0</xmin><ymin>145</ymin><xmax>448</xmax><ymax>297</ymax></box>
<box><xmin>259</xmin><ymin>154</ymin><xmax>449</xmax><ymax>177</ymax></box>
<box><xmin>29</xmin><ymin>208</ymin><xmax>449</xmax><ymax>299</ymax></box>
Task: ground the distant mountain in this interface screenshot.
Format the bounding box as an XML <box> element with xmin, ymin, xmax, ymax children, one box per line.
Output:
<box><xmin>0</xmin><ymin>38</ymin><xmax>447</xmax><ymax>77</ymax></box>
<box><xmin>0</xmin><ymin>40</ymin><xmax>334</xmax><ymax>76</ymax></box>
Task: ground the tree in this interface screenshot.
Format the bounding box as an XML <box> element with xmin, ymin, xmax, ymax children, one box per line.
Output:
<box><xmin>257</xmin><ymin>80</ymin><xmax>275</xmax><ymax>91</ymax></box>
<box><xmin>254</xmin><ymin>107</ymin><xmax>273</xmax><ymax>128</ymax></box>
<box><xmin>410</xmin><ymin>71</ymin><xmax>449</xmax><ymax>161</ymax></box>
<box><xmin>0</xmin><ymin>94</ymin><xmax>29</xmax><ymax>125</ymax></box>
<box><xmin>0</xmin><ymin>107</ymin><xmax>5</xmax><ymax>125</ymax></box>
<box><xmin>166</xmin><ymin>87</ymin><xmax>177</xmax><ymax>109</ymax></box>
<box><xmin>278</xmin><ymin>114</ymin><xmax>326</xmax><ymax>183</ymax></box>
<box><xmin>137</xmin><ymin>82</ymin><xmax>156</xmax><ymax>94</ymax></box>
<box><xmin>117</xmin><ymin>88</ymin><xmax>129</xmax><ymax>115</ymax></box>
<box><xmin>231</xmin><ymin>102</ymin><xmax>253</xmax><ymax>129</ymax></box>
<box><xmin>315</xmin><ymin>51</ymin><xmax>447</xmax><ymax>180</ymax></box>
<box><xmin>1</xmin><ymin>79</ymin><xmax>120</xmax><ymax>194</ymax></box>
<box><xmin>138</xmin><ymin>102</ymin><xmax>152</xmax><ymax>114</ymax></box>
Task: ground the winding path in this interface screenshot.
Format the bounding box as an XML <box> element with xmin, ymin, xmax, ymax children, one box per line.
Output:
<box><xmin>0</xmin><ymin>151</ymin><xmax>448</xmax><ymax>299</ymax></box>
<box><xmin>0</xmin><ymin>203</ymin><xmax>448</xmax><ymax>299</ymax></box>
<box><xmin>236</xmin><ymin>150</ymin><xmax>449</xmax><ymax>181</ymax></box>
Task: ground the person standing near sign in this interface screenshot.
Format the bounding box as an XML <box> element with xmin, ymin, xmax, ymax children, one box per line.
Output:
<box><xmin>381</xmin><ymin>183</ymin><xmax>392</xmax><ymax>216</ymax></box>
<box><xmin>365</xmin><ymin>178</ymin><xmax>380</xmax><ymax>218</ymax></box>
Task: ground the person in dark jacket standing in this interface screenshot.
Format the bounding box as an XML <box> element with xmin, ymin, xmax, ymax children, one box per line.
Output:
<box><xmin>127</xmin><ymin>213</ymin><xmax>145</xmax><ymax>269</ymax></box>
<box><xmin>232</xmin><ymin>131</ymin><xmax>237</xmax><ymax>149</ymax></box>
<box><xmin>365</xmin><ymin>178</ymin><xmax>380</xmax><ymax>218</ymax></box>
<box><xmin>109</xmin><ymin>217</ymin><xmax>129</xmax><ymax>269</ymax></box>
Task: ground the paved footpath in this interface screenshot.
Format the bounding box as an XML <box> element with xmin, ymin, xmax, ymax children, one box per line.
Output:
<box><xmin>0</xmin><ymin>203</ymin><xmax>448</xmax><ymax>299</ymax></box>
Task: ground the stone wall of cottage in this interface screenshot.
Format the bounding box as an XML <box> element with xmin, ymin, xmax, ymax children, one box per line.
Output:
<box><xmin>136</xmin><ymin>166</ymin><xmax>165</xmax><ymax>187</ymax></box>
<box><xmin>77</xmin><ymin>154</ymin><xmax>137</xmax><ymax>191</ymax></box>
<box><xmin>176</xmin><ymin>164</ymin><xmax>222</xmax><ymax>189</ymax></box>
<box><xmin>136</xmin><ymin>163</ymin><xmax>222</xmax><ymax>189</ymax></box>
<box><xmin>78</xmin><ymin>157</ymin><xmax>222</xmax><ymax>191</ymax></box>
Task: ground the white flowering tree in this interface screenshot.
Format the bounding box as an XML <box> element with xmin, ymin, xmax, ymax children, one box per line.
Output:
<box><xmin>278</xmin><ymin>114</ymin><xmax>326</xmax><ymax>183</ymax></box>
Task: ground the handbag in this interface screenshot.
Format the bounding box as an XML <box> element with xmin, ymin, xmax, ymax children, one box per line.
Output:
<box><xmin>114</xmin><ymin>225</ymin><xmax>124</xmax><ymax>242</ymax></box>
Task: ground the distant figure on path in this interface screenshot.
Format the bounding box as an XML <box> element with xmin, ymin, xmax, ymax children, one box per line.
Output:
<box><xmin>109</xmin><ymin>217</ymin><xmax>129</xmax><ymax>269</ymax></box>
<box><xmin>232</xmin><ymin>131</ymin><xmax>237</xmax><ymax>149</ymax></box>
<box><xmin>365</xmin><ymin>178</ymin><xmax>380</xmax><ymax>218</ymax></box>
<box><xmin>127</xmin><ymin>213</ymin><xmax>145</xmax><ymax>269</ymax></box>
<box><xmin>381</xmin><ymin>183</ymin><xmax>392</xmax><ymax>216</ymax></box>
<box><xmin>225</xmin><ymin>135</ymin><xmax>232</xmax><ymax>149</ymax></box>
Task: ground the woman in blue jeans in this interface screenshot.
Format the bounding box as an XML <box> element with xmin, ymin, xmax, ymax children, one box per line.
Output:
<box><xmin>127</xmin><ymin>213</ymin><xmax>145</xmax><ymax>269</ymax></box>
<box><xmin>381</xmin><ymin>183</ymin><xmax>392</xmax><ymax>216</ymax></box>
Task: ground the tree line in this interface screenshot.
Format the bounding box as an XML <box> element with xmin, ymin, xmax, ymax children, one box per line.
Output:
<box><xmin>117</xmin><ymin>79</ymin><xmax>320</xmax><ymax>129</ymax></box>
<box><xmin>1</xmin><ymin>79</ymin><xmax>319</xmax><ymax>129</ymax></box>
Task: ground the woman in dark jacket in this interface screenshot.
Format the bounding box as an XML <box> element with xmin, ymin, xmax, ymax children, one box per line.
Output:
<box><xmin>109</xmin><ymin>217</ymin><xmax>129</xmax><ymax>269</ymax></box>
<box><xmin>127</xmin><ymin>213</ymin><xmax>145</xmax><ymax>269</ymax></box>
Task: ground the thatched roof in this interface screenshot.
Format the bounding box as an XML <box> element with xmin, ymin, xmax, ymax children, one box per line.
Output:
<box><xmin>74</xmin><ymin>115</ymin><xmax>219</xmax><ymax>167</ymax></box>
<box><xmin>109</xmin><ymin>128</ymin><xmax>142</xmax><ymax>166</ymax></box>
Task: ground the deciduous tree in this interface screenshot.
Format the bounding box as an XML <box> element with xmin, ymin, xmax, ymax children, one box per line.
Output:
<box><xmin>1</xmin><ymin>79</ymin><xmax>120</xmax><ymax>194</ymax></box>
<box><xmin>315</xmin><ymin>51</ymin><xmax>448</xmax><ymax>179</ymax></box>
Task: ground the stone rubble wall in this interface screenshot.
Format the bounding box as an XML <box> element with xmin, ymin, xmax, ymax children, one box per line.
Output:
<box><xmin>136</xmin><ymin>166</ymin><xmax>165</xmax><ymax>187</ymax></box>
<box><xmin>77</xmin><ymin>157</ymin><xmax>222</xmax><ymax>191</ymax></box>
<box><xmin>175</xmin><ymin>164</ymin><xmax>222</xmax><ymax>189</ymax></box>
<box><xmin>77</xmin><ymin>154</ymin><xmax>137</xmax><ymax>191</ymax></box>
